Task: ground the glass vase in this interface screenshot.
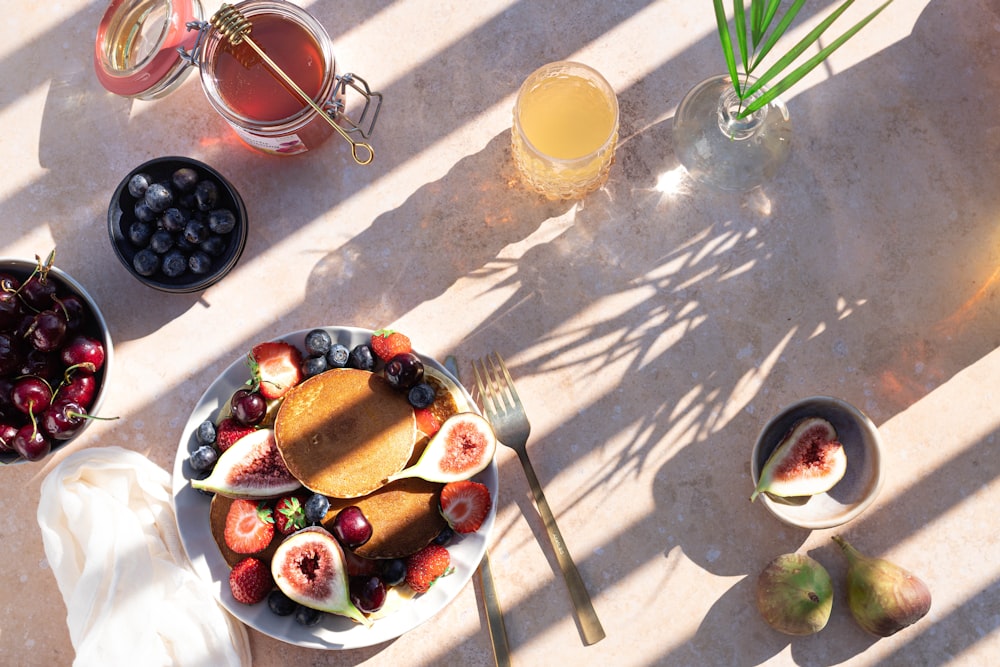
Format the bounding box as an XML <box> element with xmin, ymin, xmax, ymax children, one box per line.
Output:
<box><xmin>672</xmin><ymin>74</ymin><xmax>791</xmax><ymax>192</ymax></box>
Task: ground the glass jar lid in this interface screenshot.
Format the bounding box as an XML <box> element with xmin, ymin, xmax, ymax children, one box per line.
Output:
<box><xmin>94</xmin><ymin>0</ymin><xmax>204</xmax><ymax>100</ymax></box>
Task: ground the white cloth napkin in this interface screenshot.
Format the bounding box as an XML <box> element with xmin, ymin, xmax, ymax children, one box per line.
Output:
<box><xmin>37</xmin><ymin>446</ymin><xmax>251</xmax><ymax>667</ymax></box>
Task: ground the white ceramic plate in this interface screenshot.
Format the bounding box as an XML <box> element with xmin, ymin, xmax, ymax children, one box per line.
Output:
<box><xmin>171</xmin><ymin>326</ymin><xmax>497</xmax><ymax>649</ymax></box>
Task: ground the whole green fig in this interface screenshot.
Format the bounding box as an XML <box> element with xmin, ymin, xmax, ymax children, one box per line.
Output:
<box><xmin>833</xmin><ymin>535</ymin><xmax>931</xmax><ymax>637</ymax></box>
<box><xmin>755</xmin><ymin>553</ymin><xmax>833</xmax><ymax>635</ymax></box>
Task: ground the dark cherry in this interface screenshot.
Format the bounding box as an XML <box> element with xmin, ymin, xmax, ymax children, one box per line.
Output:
<box><xmin>60</xmin><ymin>335</ymin><xmax>105</xmax><ymax>372</ymax></box>
<box><xmin>13</xmin><ymin>423</ymin><xmax>51</xmax><ymax>461</ymax></box>
<box><xmin>11</xmin><ymin>377</ymin><xmax>52</xmax><ymax>415</ymax></box>
<box><xmin>0</xmin><ymin>290</ymin><xmax>23</xmax><ymax>329</ymax></box>
<box><xmin>55</xmin><ymin>372</ymin><xmax>96</xmax><ymax>409</ymax></box>
<box><xmin>42</xmin><ymin>401</ymin><xmax>88</xmax><ymax>441</ymax></box>
<box><xmin>230</xmin><ymin>388</ymin><xmax>266</xmax><ymax>426</ymax></box>
<box><xmin>0</xmin><ymin>331</ymin><xmax>22</xmax><ymax>376</ymax></box>
<box><xmin>384</xmin><ymin>352</ymin><xmax>424</xmax><ymax>390</ymax></box>
<box><xmin>19</xmin><ymin>274</ymin><xmax>56</xmax><ymax>310</ymax></box>
<box><xmin>52</xmin><ymin>294</ymin><xmax>86</xmax><ymax>333</ymax></box>
<box><xmin>349</xmin><ymin>576</ymin><xmax>387</xmax><ymax>614</ymax></box>
<box><xmin>0</xmin><ymin>422</ymin><xmax>18</xmax><ymax>452</ymax></box>
<box><xmin>0</xmin><ymin>377</ymin><xmax>16</xmax><ymax>418</ymax></box>
<box><xmin>27</xmin><ymin>310</ymin><xmax>67</xmax><ymax>352</ymax></box>
<box><xmin>19</xmin><ymin>349</ymin><xmax>60</xmax><ymax>381</ymax></box>
<box><xmin>0</xmin><ymin>272</ymin><xmax>20</xmax><ymax>291</ymax></box>
<box><xmin>331</xmin><ymin>506</ymin><xmax>373</xmax><ymax>549</ymax></box>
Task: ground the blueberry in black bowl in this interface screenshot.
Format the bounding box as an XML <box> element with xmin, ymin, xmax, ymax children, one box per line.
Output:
<box><xmin>107</xmin><ymin>157</ymin><xmax>248</xmax><ymax>293</ymax></box>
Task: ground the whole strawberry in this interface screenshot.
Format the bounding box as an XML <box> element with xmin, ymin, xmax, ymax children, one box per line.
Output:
<box><xmin>371</xmin><ymin>329</ymin><xmax>412</xmax><ymax>362</ymax></box>
<box><xmin>405</xmin><ymin>544</ymin><xmax>452</xmax><ymax>593</ymax></box>
<box><xmin>229</xmin><ymin>557</ymin><xmax>272</xmax><ymax>604</ymax></box>
<box><xmin>274</xmin><ymin>496</ymin><xmax>306</xmax><ymax>535</ymax></box>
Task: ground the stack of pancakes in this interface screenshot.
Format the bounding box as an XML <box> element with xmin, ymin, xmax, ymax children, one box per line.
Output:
<box><xmin>210</xmin><ymin>366</ymin><xmax>466</xmax><ymax>564</ymax></box>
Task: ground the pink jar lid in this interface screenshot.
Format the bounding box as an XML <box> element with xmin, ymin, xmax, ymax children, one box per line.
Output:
<box><xmin>94</xmin><ymin>0</ymin><xmax>203</xmax><ymax>99</ymax></box>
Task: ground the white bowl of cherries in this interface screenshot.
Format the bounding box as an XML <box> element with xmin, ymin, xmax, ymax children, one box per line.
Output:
<box><xmin>0</xmin><ymin>253</ymin><xmax>113</xmax><ymax>463</ymax></box>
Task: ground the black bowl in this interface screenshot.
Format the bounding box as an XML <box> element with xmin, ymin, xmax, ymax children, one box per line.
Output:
<box><xmin>0</xmin><ymin>257</ymin><xmax>113</xmax><ymax>463</ymax></box>
<box><xmin>107</xmin><ymin>156</ymin><xmax>248</xmax><ymax>293</ymax></box>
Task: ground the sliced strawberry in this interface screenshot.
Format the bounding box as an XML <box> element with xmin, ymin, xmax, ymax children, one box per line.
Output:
<box><xmin>370</xmin><ymin>329</ymin><xmax>412</xmax><ymax>362</ymax></box>
<box><xmin>250</xmin><ymin>341</ymin><xmax>303</xmax><ymax>400</ymax></box>
<box><xmin>415</xmin><ymin>407</ymin><xmax>442</xmax><ymax>437</ymax></box>
<box><xmin>274</xmin><ymin>496</ymin><xmax>306</xmax><ymax>535</ymax></box>
<box><xmin>405</xmin><ymin>544</ymin><xmax>452</xmax><ymax>593</ymax></box>
<box><xmin>229</xmin><ymin>557</ymin><xmax>272</xmax><ymax>605</ymax></box>
<box><xmin>439</xmin><ymin>480</ymin><xmax>492</xmax><ymax>534</ymax></box>
<box><xmin>216</xmin><ymin>417</ymin><xmax>255</xmax><ymax>453</ymax></box>
<box><xmin>224</xmin><ymin>499</ymin><xmax>275</xmax><ymax>554</ymax></box>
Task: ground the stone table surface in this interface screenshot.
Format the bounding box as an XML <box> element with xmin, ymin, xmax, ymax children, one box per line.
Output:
<box><xmin>2</xmin><ymin>0</ymin><xmax>999</xmax><ymax>665</ymax></box>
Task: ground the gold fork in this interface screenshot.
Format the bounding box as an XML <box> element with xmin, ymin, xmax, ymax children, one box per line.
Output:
<box><xmin>446</xmin><ymin>356</ymin><xmax>512</xmax><ymax>667</ymax></box>
<box><xmin>473</xmin><ymin>353</ymin><xmax>606</xmax><ymax>646</ymax></box>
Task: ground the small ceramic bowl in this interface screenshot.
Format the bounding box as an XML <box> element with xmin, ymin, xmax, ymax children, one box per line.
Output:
<box><xmin>107</xmin><ymin>156</ymin><xmax>247</xmax><ymax>293</ymax></box>
<box><xmin>0</xmin><ymin>257</ymin><xmax>113</xmax><ymax>463</ymax></box>
<box><xmin>750</xmin><ymin>396</ymin><xmax>884</xmax><ymax>529</ymax></box>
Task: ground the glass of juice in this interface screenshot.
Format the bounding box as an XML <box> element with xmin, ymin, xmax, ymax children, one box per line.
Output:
<box><xmin>511</xmin><ymin>61</ymin><xmax>619</xmax><ymax>200</ymax></box>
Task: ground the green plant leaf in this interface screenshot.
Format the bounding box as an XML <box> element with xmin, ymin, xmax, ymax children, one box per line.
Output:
<box><xmin>747</xmin><ymin>0</ymin><xmax>859</xmax><ymax>97</ymax></box>
<box><xmin>733</xmin><ymin>0</ymin><xmax>749</xmax><ymax>73</ymax></box>
<box><xmin>713</xmin><ymin>0</ymin><xmax>742</xmax><ymax>96</ymax></box>
<box><xmin>748</xmin><ymin>0</ymin><xmax>807</xmax><ymax>73</ymax></box>
<box><xmin>750</xmin><ymin>0</ymin><xmax>763</xmax><ymax>45</ymax></box>
<box><xmin>760</xmin><ymin>0</ymin><xmax>782</xmax><ymax>37</ymax></box>
<box><xmin>741</xmin><ymin>0</ymin><xmax>894</xmax><ymax>116</ymax></box>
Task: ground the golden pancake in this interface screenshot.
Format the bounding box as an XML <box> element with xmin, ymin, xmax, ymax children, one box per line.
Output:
<box><xmin>323</xmin><ymin>477</ymin><xmax>447</xmax><ymax>559</ymax></box>
<box><xmin>274</xmin><ymin>368</ymin><xmax>416</xmax><ymax>498</ymax></box>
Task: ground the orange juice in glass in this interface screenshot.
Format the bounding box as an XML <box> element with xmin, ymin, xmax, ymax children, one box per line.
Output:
<box><xmin>512</xmin><ymin>62</ymin><xmax>619</xmax><ymax>200</ymax></box>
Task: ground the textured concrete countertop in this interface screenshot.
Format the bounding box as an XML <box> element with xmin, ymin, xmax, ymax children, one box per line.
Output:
<box><xmin>2</xmin><ymin>0</ymin><xmax>999</xmax><ymax>665</ymax></box>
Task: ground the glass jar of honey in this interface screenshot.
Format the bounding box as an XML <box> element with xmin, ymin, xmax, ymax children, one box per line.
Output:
<box><xmin>95</xmin><ymin>0</ymin><xmax>381</xmax><ymax>160</ymax></box>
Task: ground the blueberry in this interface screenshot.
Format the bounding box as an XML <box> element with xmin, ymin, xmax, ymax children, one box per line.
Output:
<box><xmin>326</xmin><ymin>343</ymin><xmax>350</xmax><ymax>368</ymax></box>
<box><xmin>127</xmin><ymin>220</ymin><xmax>154</xmax><ymax>248</ymax></box>
<box><xmin>134</xmin><ymin>200</ymin><xmax>157</xmax><ymax>223</ymax></box>
<box><xmin>380</xmin><ymin>558</ymin><xmax>407</xmax><ymax>587</ymax></box>
<box><xmin>179</xmin><ymin>192</ymin><xmax>197</xmax><ymax>210</ymax></box>
<box><xmin>132</xmin><ymin>249</ymin><xmax>160</xmax><ymax>276</ymax></box>
<box><xmin>408</xmin><ymin>382</ymin><xmax>436</xmax><ymax>409</ymax></box>
<box><xmin>189</xmin><ymin>444</ymin><xmax>218</xmax><ymax>472</ymax></box>
<box><xmin>127</xmin><ymin>172</ymin><xmax>153</xmax><ymax>198</ymax></box>
<box><xmin>174</xmin><ymin>234</ymin><xmax>195</xmax><ymax>252</ymax></box>
<box><xmin>171</xmin><ymin>167</ymin><xmax>199</xmax><ymax>193</ymax></box>
<box><xmin>347</xmin><ymin>344</ymin><xmax>374</xmax><ymax>371</ymax></box>
<box><xmin>149</xmin><ymin>229</ymin><xmax>174</xmax><ymax>254</ymax></box>
<box><xmin>184</xmin><ymin>219</ymin><xmax>209</xmax><ymax>244</ymax></box>
<box><xmin>162</xmin><ymin>249</ymin><xmax>188</xmax><ymax>277</ymax></box>
<box><xmin>433</xmin><ymin>526</ymin><xmax>454</xmax><ymax>546</ymax></box>
<box><xmin>304</xmin><ymin>329</ymin><xmax>332</xmax><ymax>355</ymax></box>
<box><xmin>294</xmin><ymin>605</ymin><xmax>323</xmax><ymax>627</ymax></box>
<box><xmin>207</xmin><ymin>208</ymin><xmax>236</xmax><ymax>234</ymax></box>
<box><xmin>195</xmin><ymin>180</ymin><xmax>219</xmax><ymax>211</ymax></box>
<box><xmin>160</xmin><ymin>207</ymin><xmax>188</xmax><ymax>233</ymax></box>
<box><xmin>145</xmin><ymin>183</ymin><xmax>174</xmax><ymax>212</ymax></box>
<box><xmin>267</xmin><ymin>590</ymin><xmax>297</xmax><ymax>616</ymax></box>
<box><xmin>188</xmin><ymin>251</ymin><xmax>213</xmax><ymax>275</ymax></box>
<box><xmin>304</xmin><ymin>493</ymin><xmax>330</xmax><ymax>524</ymax></box>
<box><xmin>194</xmin><ymin>420</ymin><xmax>216</xmax><ymax>445</ymax></box>
<box><xmin>301</xmin><ymin>354</ymin><xmax>328</xmax><ymax>378</ymax></box>
<box><xmin>200</xmin><ymin>235</ymin><xmax>226</xmax><ymax>257</ymax></box>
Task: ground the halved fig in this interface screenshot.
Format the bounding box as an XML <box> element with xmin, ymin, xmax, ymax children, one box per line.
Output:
<box><xmin>387</xmin><ymin>412</ymin><xmax>495</xmax><ymax>484</ymax></box>
<box><xmin>192</xmin><ymin>428</ymin><xmax>301</xmax><ymax>498</ymax></box>
<box><xmin>751</xmin><ymin>417</ymin><xmax>847</xmax><ymax>502</ymax></box>
<box><xmin>271</xmin><ymin>526</ymin><xmax>369</xmax><ymax>626</ymax></box>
